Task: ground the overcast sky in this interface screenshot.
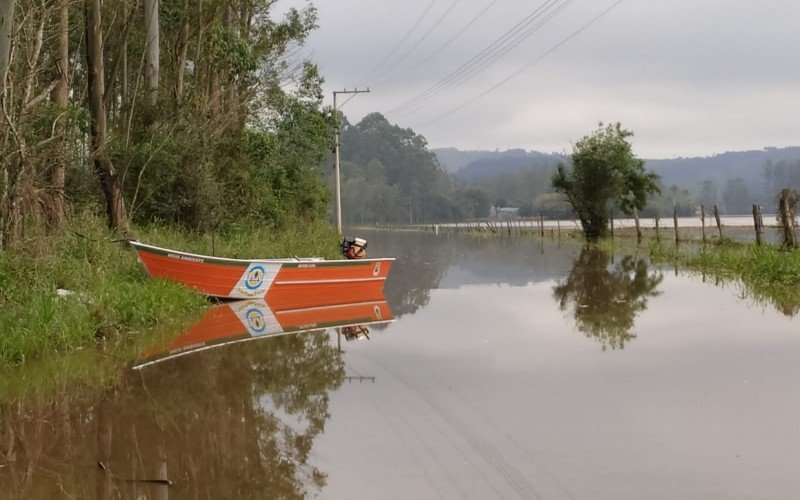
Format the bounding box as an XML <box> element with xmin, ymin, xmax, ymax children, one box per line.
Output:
<box><xmin>278</xmin><ymin>0</ymin><xmax>800</xmax><ymax>158</ymax></box>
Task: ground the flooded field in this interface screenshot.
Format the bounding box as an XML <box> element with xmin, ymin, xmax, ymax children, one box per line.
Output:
<box><xmin>2</xmin><ymin>231</ymin><xmax>799</xmax><ymax>499</ymax></box>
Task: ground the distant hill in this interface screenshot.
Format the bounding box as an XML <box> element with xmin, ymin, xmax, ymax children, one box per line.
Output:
<box><xmin>646</xmin><ymin>147</ymin><xmax>800</xmax><ymax>188</ymax></box>
<box><xmin>432</xmin><ymin>147</ymin><xmax>497</xmax><ymax>173</ymax></box>
<box><xmin>432</xmin><ymin>148</ymin><xmax>566</xmax><ymax>180</ymax></box>
<box><xmin>434</xmin><ymin>146</ymin><xmax>800</xmax><ymax>190</ymax></box>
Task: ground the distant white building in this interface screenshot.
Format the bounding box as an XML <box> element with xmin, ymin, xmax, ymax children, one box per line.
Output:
<box><xmin>489</xmin><ymin>206</ymin><xmax>519</xmax><ymax>219</ymax></box>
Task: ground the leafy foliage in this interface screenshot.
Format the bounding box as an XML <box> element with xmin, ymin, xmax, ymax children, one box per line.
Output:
<box><xmin>552</xmin><ymin>123</ymin><xmax>660</xmax><ymax>240</ymax></box>
<box><xmin>0</xmin><ymin>0</ymin><xmax>333</xmax><ymax>243</ymax></box>
<box><xmin>554</xmin><ymin>246</ymin><xmax>663</xmax><ymax>350</ymax></box>
<box><xmin>0</xmin><ymin>212</ymin><xmax>207</xmax><ymax>366</ymax></box>
<box><xmin>337</xmin><ymin>113</ymin><xmax>482</xmax><ymax>223</ymax></box>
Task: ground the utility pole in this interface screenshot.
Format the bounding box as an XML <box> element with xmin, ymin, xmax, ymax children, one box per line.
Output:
<box><xmin>333</xmin><ymin>88</ymin><xmax>370</xmax><ymax>234</ymax></box>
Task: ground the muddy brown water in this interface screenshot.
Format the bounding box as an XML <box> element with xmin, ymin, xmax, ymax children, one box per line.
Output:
<box><xmin>1</xmin><ymin>231</ymin><xmax>799</xmax><ymax>499</ymax></box>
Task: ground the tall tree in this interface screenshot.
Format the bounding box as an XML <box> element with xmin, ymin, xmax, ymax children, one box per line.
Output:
<box><xmin>173</xmin><ymin>0</ymin><xmax>189</xmax><ymax>101</ymax></box>
<box><xmin>143</xmin><ymin>0</ymin><xmax>159</xmax><ymax>105</ymax></box>
<box><xmin>0</xmin><ymin>0</ymin><xmax>12</xmax><ymax>247</ymax></box>
<box><xmin>552</xmin><ymin>122</ymin><xmax>660</xmax><ymax>241</ymax></box>
<box><xmin>0</xmin><ymin>0</ymin><xmax>12</xmax><ymax>86</ymax></box>
<box><xmin>85</xmin><ymin>0</ymin><xmax>129</xmax><ymax>232</ymax></box>
<box><xmin>46</xmin><ymin>0</ymin><xmax>70</xmax><ymax>227</ymax></box>
<box><xmin>722</xmin><ymin>177</ymin><xmax>750</xmax><ymax>214</ymax></box>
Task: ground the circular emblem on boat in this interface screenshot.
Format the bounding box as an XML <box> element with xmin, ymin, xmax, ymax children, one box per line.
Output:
<box><xmin>373</xmin><ymin>304</ymin><xmax>382</xmax><ymax>320</ymax></box>
<box><xmin>244</xmin><ymin>307</ymin><xmax>267</xmax><ymax>334</ymax></box>
<box><xmin>244</xmin><ymin>265</ymin><xmax>266</xmax><ymax>291</ymax></box>
<box><xmin>373</xmin><ymin>261</ymin><xmax>381</xmax><ymax>277</ymax></box>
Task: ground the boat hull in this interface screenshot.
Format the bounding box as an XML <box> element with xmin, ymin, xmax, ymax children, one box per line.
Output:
<box><xmin>136</xmin><ymin>298</ymin><xmax>393</xmax><ymax>368</ymax></box>
<box><xmin>129</xmin><ymin>241</ymin><xmax>393</xmax><ymax>305</ymax></box>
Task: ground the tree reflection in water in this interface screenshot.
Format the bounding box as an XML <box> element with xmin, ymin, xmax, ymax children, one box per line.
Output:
<box><xmin>0</xmin><ymin>331</ymin><xmax>344</xmax><ymax>499</ymax></box>
<box><xmin>553</xmin><ymin>246</ymin><xmax>663</xmax><ymax>350</ymax></box>
<box><xmin>380</xmin><ymin>231</ymin><xmax>453</xmax><ymax>318</ymax></box>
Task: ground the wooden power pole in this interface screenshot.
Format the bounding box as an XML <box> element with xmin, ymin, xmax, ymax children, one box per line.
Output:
<box><xmin>333</xmin><ymin>88</ymin><xmax>370</xmax><ymax>234</ymax></box>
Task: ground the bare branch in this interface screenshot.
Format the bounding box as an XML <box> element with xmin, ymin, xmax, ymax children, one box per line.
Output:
<box><xmin>22</xmin><ymin>78</ymin><xmax>58</xmax><ymax>112</ymax></box>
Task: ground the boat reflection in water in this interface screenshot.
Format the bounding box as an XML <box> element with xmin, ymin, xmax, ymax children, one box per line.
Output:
<box><xmin>342</xmin><ymin>324</ymin><xmax>371</xmax><ymax>341</ymax></box>
<box><xmin>136</xmin><ymin>295</ymin><xmax>393</xmax><ymax>369</ymax></box>
<box><xmin>0</xmin><ymin>290</ymin><xmax>393</xmax><ymax>498</ymax></box>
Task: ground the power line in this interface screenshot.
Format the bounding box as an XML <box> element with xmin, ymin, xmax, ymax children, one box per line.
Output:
<box><xmin>371</xmin><ymin>0</ymin><xmax>462</xmax><ymax>84</ymax></box>
<box><xmin>403</xmin><ymin>0</ymin><xmax>503</xmax><ymax>74</ymax></box>
<box><xmin>386</xmin><ymin>0</ymin><xmax>564</xmax><ymax>115</ymax></box>
<box><xmin>390</xmin><ymin>0</ymin><xmax>570</xmax><ymax>116</ymax></box>
<box><xmin>386</xmin><ymin>0</ymin><xmax>571</xmax><ymax>117</ymax></box>
<box><xmin>355</xmin><ymin>0</ymin><xmax>439</xmax><ymax>86</ymax></box>
<box><xmin>417</xmin><ymin>0</ymin><xmax>627</xmax><ymax>127</ymax></box>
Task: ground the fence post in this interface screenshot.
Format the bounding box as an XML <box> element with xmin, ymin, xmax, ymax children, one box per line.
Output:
<box><xmin>752</xmin><ymin>204</ymin><xmax>763</xmax><ymax>245</ymax></box>
<box><xmin>673</xmin><ymin>206</ymin><xmax>679</xmax><ymax>243</ymax></box>
<box><xmin>778</xmin><ymin>190</ymin><xmax>797</xmax><ymax>248</ymax></box>
<box><xmin>654</xmin><ymin>215</ymin><xmax>660</xmax><ymax>241</ymax></box>
<box><xmin>700</xmin><ymin>205</ymin><xmax>707</xmax><ymax>243</ymax></box>
<box><xmin>714</xmin><ymin>205</ymin><xmax>723</xmax><ymax>239</ymax></box>
<box><xmin>539</xmin><ymin>216</ymin><xmax>544</xmax><ymax>237</ymax></box>
<box><xmin>610</xmin><ymin>213</ymin><xmax>615</xmax><ymax>238</ymax></box>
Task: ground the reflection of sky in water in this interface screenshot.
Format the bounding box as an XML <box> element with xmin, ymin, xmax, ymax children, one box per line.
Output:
<box><xmin>317</xmin><ymin>232</ymin><xmax>800</xmax><ymax>499</ymax></box>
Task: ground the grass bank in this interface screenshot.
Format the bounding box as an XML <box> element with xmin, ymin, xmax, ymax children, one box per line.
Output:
<box><xmin>0</xmin><ymin>212</ymin><xmax>341</xmax><ymax>367</ymax></box>
<box><xmin>649</xmin><ymin>239</ymin><xmax>800</xmax><ymax>315</ymax></box>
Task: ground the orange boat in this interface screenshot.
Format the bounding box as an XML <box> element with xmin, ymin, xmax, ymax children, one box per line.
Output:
<box><xmin>135</xmin><ymin>298</ymin><xmax>393</xmax><ymax>368</ymax></box>
<box><xmin>129</xmin><ymin>240</ymin><xmax>394</xmax><ymax>307</ymax></box>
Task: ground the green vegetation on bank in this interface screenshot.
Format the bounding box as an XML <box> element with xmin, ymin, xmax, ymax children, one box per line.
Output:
<box><xmin>0</xmin><ymin>1</ymin><xmax>345</xmax><ymax>369</ymax></box>
<box><xmin>649</xmin><ymin>239</ymin><xmax>800</xmax><ymax>315</ymax></box>
<box><xmin>0</xmin><ymin>211</ymin><xmax>341</xmax><ymax>367</ymax></box>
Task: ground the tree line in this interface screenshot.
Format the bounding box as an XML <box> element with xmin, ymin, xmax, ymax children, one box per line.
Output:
<box><xmin>336</xmin><ymin>112</ymin><xmax>490</xmax><ymax>224</ymax></box>
<box><xmin>0</xmin><ymin>0</ymin><xmax>331</xmax><ymax>248</ymax></box>
<box><xmin>333</xmin><ymin>116</ymin><xmax>746</xmax><ymax>225</ymax></box>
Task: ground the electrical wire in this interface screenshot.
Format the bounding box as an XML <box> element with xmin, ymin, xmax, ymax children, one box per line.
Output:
<box><xmin>403</xmin><ymin>0</ymin><xmax>503</xmax><ymax>74</ymax></box>
<box><xmin>417</xmin><ymin>0</ymin><xmax>627</xmax><ymax>127</ymax></box>
<box><xmin>355</xmin><ymin>0</ymin><xmax>439</xmax><ymax>86</ymax></box>
<box><xmin>390</xmin><ymin>0</ymin><xmax>570</xmax><ymax>116</ymax></box>
<box><xmin>371</xmin><ymin>0</ymin><xmax>462</xmax><ymax>84</ymax></box>
<box><xmin>386</xmin><ymin>0</ymin><xmax>571</xmax><ymax>117</ymax></box>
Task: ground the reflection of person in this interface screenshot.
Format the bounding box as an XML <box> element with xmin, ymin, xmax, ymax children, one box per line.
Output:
<box><xmin>342</xmin><ymin>325</ymin><xmax>370</xmax><ymax>341</ymax></box>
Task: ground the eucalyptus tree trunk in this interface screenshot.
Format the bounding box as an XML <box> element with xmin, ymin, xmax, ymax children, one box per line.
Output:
<box><xmin>47</xmin><ymin>0</ymin><xmax>69</xmax><ymax>227</ymax></box>
<box><xmin>223</xmin><ymin>4</ymin><xmax>237</xmax><ymax>119</ymax></box>
<box><xmin>173</xmin><ymin>0</ymin><xmax>189</xmax><ymax>102</ymax></box>
<box><xmin>85</xmin><ymin>0</ymin><xmax>129</xmax><ymax>233</ymax></box>
<box><xmin>0</xmin><ymin>0</ymin><xmax>12</xmax><ymax>86</ymax></box>
<box><xmin>143</xmin><ymin>0</ymin><xmax>159</xmax><ymax>105</ymax></box>
<box><xmin>0</xmin><ymin>0</ymin><xmax>12</xmax><ymax>247</ymax></box>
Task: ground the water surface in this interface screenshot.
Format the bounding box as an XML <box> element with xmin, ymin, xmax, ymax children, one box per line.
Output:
<box><xmin>2</xmin><ymin>231</ymin><xmax>799</xmax><ymax>499</ymax></box>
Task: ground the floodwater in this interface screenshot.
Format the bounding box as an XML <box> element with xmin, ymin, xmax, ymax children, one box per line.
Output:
<box><xmin>2</xmin><ymin>231</ymin><xmax>800</xmax><ymax>499</ymax></box>
<box><xmin>437</xmin><ymin>214</ymin><xmax>787</xmax><ymax>243</ymax></box>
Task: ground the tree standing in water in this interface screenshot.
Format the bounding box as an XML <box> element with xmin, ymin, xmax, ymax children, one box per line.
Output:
<box><xmin>552</xmin><ymin>122</ymin><xmax>660</xmax><ymax>241</ymax></box>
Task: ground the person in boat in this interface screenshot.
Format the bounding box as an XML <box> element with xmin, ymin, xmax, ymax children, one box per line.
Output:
<box><xmin>341</xmin><ymin>237</ymin><xmax>367</xmax><ymax>259</ymax></box>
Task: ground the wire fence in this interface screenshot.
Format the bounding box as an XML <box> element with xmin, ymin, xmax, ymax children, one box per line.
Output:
<box><xmin>412</xmin><ymin>203</ymin><xmax>799</xmax><ymax>247</ymax></box>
